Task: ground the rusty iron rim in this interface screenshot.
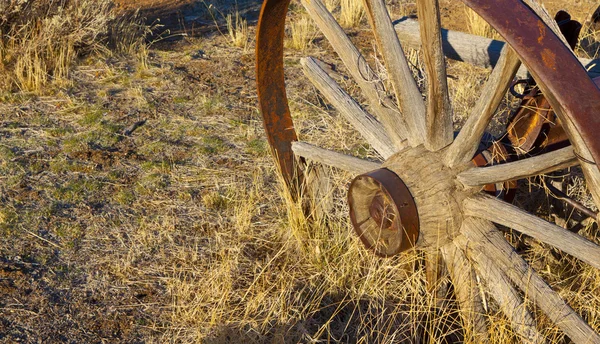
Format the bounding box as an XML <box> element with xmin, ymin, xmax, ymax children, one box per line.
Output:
<box><xmin>257</xmin><ymin>0</ymin><xmax>600</xmax><ymax>194</ymax></box>
<box><xmin>256</xmin><ymin>0</ymin><xmax>303</xmax><ymax>198</ymax></box>
<box><xmin>348</xmin><ymin>168</ymin><xmax>419</xmax><ymax>257</ymax></box>
<box><xmin>462</xmin><ymin>0</ymin><xmax>600</xmax><ymax>166</ymax></box>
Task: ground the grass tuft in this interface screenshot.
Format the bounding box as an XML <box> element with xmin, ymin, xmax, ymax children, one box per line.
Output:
<box><xmin>340</xmin><ymin>0</ymin><xmax>365</xmax><ymax>28</ymax></box>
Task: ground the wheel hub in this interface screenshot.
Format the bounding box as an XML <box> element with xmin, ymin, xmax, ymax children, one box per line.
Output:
<box><xmin>348</xmin><ymin>146</ymin><xmax>478</xmax><ymax>256</ymax></box>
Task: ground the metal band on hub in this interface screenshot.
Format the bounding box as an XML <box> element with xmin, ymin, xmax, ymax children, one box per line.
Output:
<box><xmin>348</xmin><ymin>168</ymin><xmax>419</xmax><ymax>257</ymax></box>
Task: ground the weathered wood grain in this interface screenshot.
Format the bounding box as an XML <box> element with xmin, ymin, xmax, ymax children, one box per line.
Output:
<box><xmin>393</xmin><ymin>18</ymin><xmax>600</xmax><ymax>79</ymax></box>
<box><xmin>461</xmin><ymin>217</ymin><xmax>600</xmax><ymax>344</ymax></box>
<box><xmin>417</xmin><ymin>0</ymin><xmax>453</xmax><ymax>151</ymax></box>
<box><xmin>302</xmin><ymin>0</ymin><xmax>408</xmax><ymax>149</ymax></box>
<box><xmin>457</xmin><ymin>146</ymin><xmax>578</xmax><ymax>187</ymax></box>
<box><xmin>302</xmin><ymin>57</ymin><xmax>397</xmax><ymax>158</ymax></box>
<box><xmin>291</xmin><ymin>141</ymin><xmax>380</xmax><ymax>174</ymax></box>
<box><xmin>440</xmin><ymin>242</ymin><xmax>489</xmax><ymax>343</ymax></box>
<box><xmin>445</xmin><ymin>45</ymin><xmax>521</xmax><ymax>167</ymax></box>
<box><xmin>454</xmin><ymin>235</ymin><xmax>545</xmax><ymax>344</ymax></box>
<box><xmin>463</xmin><ymin>193</ymin><xmax>600</xmax><ymax>270</ymax></box>
<box><xmin>363</xmin><ymin>0</ymin><xmax>426</xmax><ymax>146</ymax></box>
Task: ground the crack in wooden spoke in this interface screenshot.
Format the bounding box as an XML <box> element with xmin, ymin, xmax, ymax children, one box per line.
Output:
<box><xmin>301</xmin><ymin>0</ymin><xmax>408</xmax><ymax>149</ymax></box>
<box><xmin>362</xmin><ymin>0</ymin><xmax>426</xmax><ymax>146</ymax></box>
<box><xmin>453</xmin><ymin>235</ymin><xmax>545</xmax><ymax>344</ymax></box>
<box><xmin>445</xmin><ymin>45</ymin><xmax>521</xmax><ymax>167</ymax></box>
<box><xmin>440</xmin><ymin>242</ymin><xmax>489</xmax><ymax>343</ymax></box>
<box><xmin>417</xmin><ymin>0</ymin><xmax>453</xmax><ymax>151</ymax></box>
<box><xmin>461</xmin><ymin>217</ymin><xmax>600</xmax><ymax>344</ymax></box>
<box><xmin>463</xmin><ymin>193</ymin><xmax>600</xmax><ymax>270</ymax></box>
<box><xmin>291</xmin><ymin>141</ymin><xmax>381</xmax><ymax>174</ymax></box>
<box><xmin>301</xmin><ymin>57</ymin><xmax>398</xmax><ymax>158</ymax></box>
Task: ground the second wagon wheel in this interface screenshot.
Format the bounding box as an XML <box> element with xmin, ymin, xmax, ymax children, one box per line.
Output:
<box><xmin>256</xmin><ymin>0</ymin><xmax>600</xmax><ymax>342</ymax></box>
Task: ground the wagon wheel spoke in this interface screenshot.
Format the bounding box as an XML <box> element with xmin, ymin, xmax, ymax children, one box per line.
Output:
<box><xmin>301</xmin><ymin>0</ymin><xmax>407</xmax><ymax>149</ymax></box>
<box><xmin>457</xmin><ymin>146</ymin><xmax>579</xmax><ymax>187</ymax></box>
<box><xmin>461</xmin><ymin>217</ymin><xmax>600</xmax><ymax>344</ymax></box>
<box><xmin>453</xmin><ymin>235</ymin><xmax>545</xmax><ymax>344</ymax></box>
<box><xmin>291</xmin><ymin>142</ymin><xmax>380</xmax><ymax>174</ymax></box>
<box><xmin>445</xmin><ymin>45</ymin><xmax>521</xmax><ymax>167</ymax></box>
<box><xmin>417</xmin><ymin>0</ymin><xmax>453</xmax><ymax>151</ymax></box>
<box><xmin>362</xmin><ymin>0</ymin><xmax>426</xmax><ymax>146</ymax></box>
<box><xmin>258</xmin><ymin>0</ymin><xmax>600</xmax><ymax>340</ymax></box>
<box><xmin>463</xmin><ymin>193</ymin><xmax>600</xmax><ymax>270</ymax></box>
<box><xmin>440</xmin><ymin>242</ymin><xmax>489</xmax><ymax>343</ymax></box>
<box><xmin>301</xmin><ymin>56</ymin><xmax>397</xmax><ymax>158</ymax></box>
<box><xmin>424</xmin><ymin>250</ymin><xmax>447</xmax><ymax>300</ymax></box>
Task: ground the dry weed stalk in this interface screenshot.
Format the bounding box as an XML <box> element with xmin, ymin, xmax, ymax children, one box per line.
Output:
<box><xmin>226</xmin><ymin>11</ymin><xmax>249</xmax><ymax>50</ymax></box>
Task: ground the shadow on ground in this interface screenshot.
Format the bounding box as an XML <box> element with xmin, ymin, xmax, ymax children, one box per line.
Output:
<box><xmin>204</xmin><ymin>291</ymin><xmax>464</xmax><ymax>344</ymax></box>
<box><xmin>118</xmin><ymin>0</ymin><xmax>264</xmax><ymax>36</ymax></box>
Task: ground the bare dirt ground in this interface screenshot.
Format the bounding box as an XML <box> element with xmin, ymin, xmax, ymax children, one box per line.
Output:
<box><xmin>1</xmin><ymin>0</ymin><xmax>599</xmax><ymax>343</ymax></box>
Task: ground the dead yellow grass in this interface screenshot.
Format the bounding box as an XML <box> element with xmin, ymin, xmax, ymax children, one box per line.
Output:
<box><xmin>465</xmin><ymin>6</ymin><xmax>499</xmax><ymax>39</ymax></box>
<box><xmin>0</xmin><ymin>1</ymin><xmax>599</xmax><ymax>343</ymax></box>
<box><xmin>340</xmin><ymin>0</ymin><xmax>365</xmax><ymax>28</ymax></box>
<box><xmin>226</xmin><ymin>11</ymin><xmax>249</xmax><ymax>50</ymax></box>
<box><xmin>287</xmin><ymin>15</ymin><xmax>317</xmax><ymax>51</ymax></box>
<box><xmin>0</xmin><ymin>0</ymin><xmax>151</xmax><ymax>93</ymax></box>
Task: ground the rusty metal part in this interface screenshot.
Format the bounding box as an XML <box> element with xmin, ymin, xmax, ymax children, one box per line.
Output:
<box><xmin>348</xmin><ymin>169</ymin><xmax>419</xmax><ymax>257</ymax></box>
<box><xmin>256</xmin><ymin>0</ymin><xmax>303</xmax><ymax>197</ymax></box>
<box><xmin>506</xmin><ymin>10</ymin><xmax>581</xmax><ymax>155</ymax></box>
<box><xmin>463</xmin><ymin>0</ymin><xmax>600</xmax><ymax>167</ymax></box>
<box><xmin>472</xmin><ymin>141</ymin><xmax>517</xmax><ymax>201</ymax></box>
<box><xmin>507</xmin><ymin>87</ymin><xmax>569</xmax><ymax>154</ymax></box>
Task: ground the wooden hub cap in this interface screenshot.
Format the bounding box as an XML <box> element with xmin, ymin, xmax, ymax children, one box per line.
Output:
<box><xmin>348</xmin><ymin>168</ymin><xmax>419</xmax><ymax>257</ymax></box>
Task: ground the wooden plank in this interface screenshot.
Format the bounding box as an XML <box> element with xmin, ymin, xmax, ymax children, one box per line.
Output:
<box><xmin>393</xmin><ymin>18</ymin><xmax>600</xmax><ymax>79</ymax></box>
<box><xmin>445</xmin><ymin>45</ymin><xmax>521</xmax><ymax>167</ymax></box>
<box><xmin>302</xmin><ymin>57</ymin><xmax>397</xmax><ymax>158</ymax></box>
<box><xmin>291</xmin><ymin>141</ymin><xmax>380</xmax><ymax>174</ymax></box>
<box><xmin>457</xmin><ymin>146</ymin><xmax>578</xmax><ymax>187</ymax></box>
<box><xmin>302</xmin><ymin>0</ymin><xmax>408</xmax><ymax>149</ymax></box>
<box><xmin>417</xmin><ymin>0</ymin><xmax>453</xmax><ymax>151</ymax></box>
<box><xmin>463</xmin><ymin>193</ymin><xmax>600</xmax><ymax>270</ymax></box>
<box><xmin>461</xmin><ymin>217</ymin><xmax>600</xmax><ymax>344</ymax></box>
<box><xmin>363</xmin><ymin>0</ymin><xmax>427</xmax><ymax>146</ymax></box>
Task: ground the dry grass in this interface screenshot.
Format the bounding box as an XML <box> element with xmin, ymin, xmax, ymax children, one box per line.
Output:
<box><xmin>0</xmin><ymin>0</ymin><xmax>153</xmax><ymax>94</ymax></box>
<box><xmin>340</xmin><ymin>0</ymin><xmax>365</xmax><ymax>28</ymax></box>
<box><xmin>464</xmin><ymin>5</ymin><xmax>499</xmax><ymax>39</ymax></box>
<box><xmin>0</xmin><ymin>0</ymin><xmax>600</xmax><ymax>343</ymax></box>
<box><xmin>226</xmin><ymin>11</ymin><xmax>249</xmax><ymax>50</ymax></box>
<box><xmin>287</xmin><ymin>15</ymin><xmax>317</xmax><ymax>51</ymax></box>
<box><xmin>0</xmin><ymin>0</ymin><xmax>117</xmax><ymax>92</ymax></box>
<box><xmin>325</xmin><ymin>0</ymin><xmax>340</xmax><ymax>12</ymax></box>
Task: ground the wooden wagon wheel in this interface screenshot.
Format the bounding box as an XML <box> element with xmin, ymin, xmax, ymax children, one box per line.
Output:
<box><xmin>256</xmin><ymin>0</ymin><xmax>600</xmax><ymax>342</ymax></box>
